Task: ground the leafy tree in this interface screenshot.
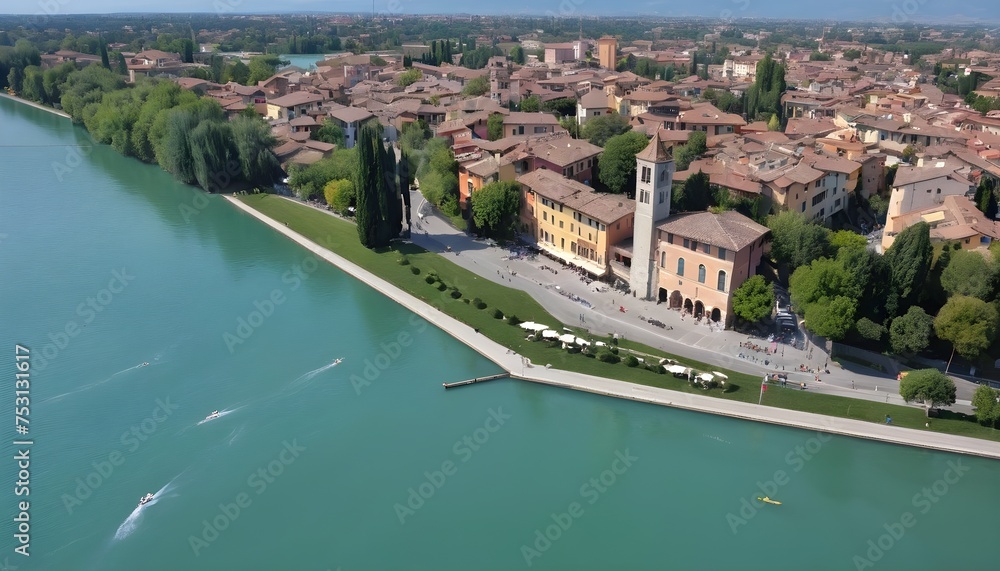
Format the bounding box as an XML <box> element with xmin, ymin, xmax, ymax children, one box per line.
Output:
<box><xmin>934</xmin><ymin>295</ymin><xmax>999</xmax><ymax>362</ymax></box>
<box><xmin>400</xmin><ymin>120</ymin><xmax>431</xmax><ymax>153</ymax></box>
<box><xmin>971</xmin><ymin>384</ymin><xmax>1000</xmax><ymax>428</ymax></box>
<box><xmin>581</xmin><ymin>113</ymin><xmax>631</xmax><ymax>147</ymax></box>
<box><xmin>116</xmin><ymin>52</ymin><xmax>128</xmax><ymax>75</ymax></box>
<box><xmin>542</xmin><ymin>97</ymin><xmax>577</xmax><ymax>117</ymax></box>
<box><xmin>767</xmin><ymin>113</ymin><xmax>780</xmax><ymax>131</ymax></box>
<box><xmin>890</xmin><ymin>306</ymin><xmax>933</xmax><ymax>356</ymax></box>
<box><xmin>461</xmin><ymin>75</ymin><xmax>489</xmax><ymax>96</ymax></box>
<box><xmin>885</xmin><ymin>222</ymin><xmax>933</xmax><ymax>317</ymax></box>
<box><xmin>520</xmin><ymin>95</ymin><xmax>540</xmax><ymax>112</ymax></box>
<box><xmin>471</xmin><ymin>181</ymin><xmax>521</xmax><ymax>236</ymax></box>
<box><xmin>941</xmin><ymin>249</ymin><xmax>997</xmax><ymax>301</ymax></box>
<box><xmin>246</xmin><ymin>55</ymin><xmax>285</xmax><ymax>85</ymax></box>
<box><xmin>730</xmin><ymin>275</ymin><xmax>774</xmax><ymax>323</ymax></box>
<box><xmin>229</xmin><ymin>115</ymin><xmax>278</xmax><ymax>186</ymax></box>
<box><xmin>829</xmin><ymin>230</ymin><xmax>867</xmax><ymax>252</ymax></box>
<box><xmin>188</xmin><ymin>120</ymin><xmax>237</xmax><ymax>192</ymax></box>
<box><xmin>224</xmin><ymin>60</ymin><xmax>250</xmax><ymax>85</ymax></box>
<box><xmin>843</xmin><ymin>49</ymin><xmax>862</xmax><ymax>61</ymax></box>
<box><xmin>679</xmin><ymin>170</ymin><xmax>711</xmax><ymax>211</ymax></box>
<box><xmin>973</xmin><ymin>179</ymin><xmax>998</xmax><ymax>219</ymax></box>
<box><xmin>803</xmin><ymin>295</ymin><xmax>857</xmax><ymax>340</ymax></box>
<box><xmin>510</xmin><ymin>45</ymin><xmax>525</xmax><ymax>64</ymax></box>
<box><xmin>745</xmin><ymin>53</ymin><xmax>786</xmax><ymax>121</ymax></box>
<box><xmin>854</xmin><ymin>317</ymin><xmax>886</xmax><ymax>343</ymax></box>
<box><xmin>313</xmin><ymin>118</ymin><xmax>346</xmax><ymax>146</ymax></box>
<box><xmin>397</xmin><ymin>68</ymin><xmax>422</xmax><ymax>87</ymax></box>
<box><xmin>598</xmin><ymin>131</ymin><xmax>648</xmax><ymax>194</ymax></box>
<box><xmin>899</xmin><ymin>369</ymin><xmax>956</xmax><ymax>411</ymax></box>
<box><xmin>487</xmin><ymin>113</ymin><xmax>504</xmax><ymax>141</ymax></box>
<box><xmin>767</xmin><ymin>211</ymin><xmax>830</xmax><ymax>269</ymax></box>
<box><xmin>685</xmin><ymin>130</ymin><xmax>707</xmax><ymax>155</ymax></box>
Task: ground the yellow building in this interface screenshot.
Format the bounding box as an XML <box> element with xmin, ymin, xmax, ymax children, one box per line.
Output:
<box><xmin>597</xmin><ymin>36</ymin><xmax>618</xmax><ymax>71</ymax></box>
<box><xmin>518</xmin><ymin>169</ymin><xmax>635</xmax><ymax>277</ymax></box>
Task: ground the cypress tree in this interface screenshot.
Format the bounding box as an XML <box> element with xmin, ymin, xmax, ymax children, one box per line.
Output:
<box><xmin>355</xmin><ymin>124</ymin><xmax>377</xmax><ymax>248</ymax></box>
<box><xmin>383</xmin><ymin>142</ymin><xmax>402</xmax><ymax>238</ymax></box>
<box><xmin>400</xmin><ymin>148</ymin><xmax>412</xmax><ymax>229</ymax></box>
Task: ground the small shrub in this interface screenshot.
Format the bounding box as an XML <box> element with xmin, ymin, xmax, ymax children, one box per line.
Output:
<box><xmin>492</xmin><ymin>308</ymin><xmax>504</xmax><ymax>319</ymax></box>
<box><xmin>584</xmin><ymin>351</ymin><xmax>596</xmax><ymax>358</ymax></box>
<box><xmin>705</xmin><ymin>379</ymin><xmax>720</xmax><ymax>390</ymax></box>
<box><xmin>397</xmin><ymin>256</ymin><xmax>410</xmax><ymax>266</ymax></box>
<box><xmin>507</xmin><ymin>315</ymin><xmax>522</xmax><ymax>326</ymax></box>
<box><xmin>624</xmin><ymin>355</ymin><xmax>639</xmax><ymax>367</ymax></box>
<box><xmin>567</xmin><ymin>346</ymin><xmax>582</xmax><ymax>354</ymax></box>
<box><xmin>450</xmin><ymin>289</ymin><xmax>462</xmax><ymax>299</ymax></box>
<box><xmin>410</xmin><ymin>266</ymin><xmax>420</xmax><ymax>275</ymax></box>
<box><xmin>437</xmin><ymin>282</ymin><xmax>448</xmax><ymax>291</ymax></box>
<box><xmin>425</xmin><ymin>275</ymin><xmax>436</xmax><ymax>284</ymax></box>
<box><xmin>463</xmin><ymin>298</ymin><xmax>471</xmax><ymax>303</ymax></box>
<box><xmin>656</xmin><ymin>365</ymin><xmax>667</xmax><ymax>374</ymax></box>
<box><xmin>610</xmin><ymin>346</ymin><xmax>619</xmax><ymax>355</ymax></box>
<box><xmin>598</xmin><ymin>351</ymin><xmax>621</xmax><ymax>364</ymax></box>
<box><xmin>472</xmin><ymin>297</ymin><xmax>487</xmax><ymax>309</ymax></box>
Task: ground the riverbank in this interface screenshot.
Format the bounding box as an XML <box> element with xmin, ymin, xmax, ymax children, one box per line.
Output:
<box><xmin>0</xmin><ymin>92</ymin><xmax>72</xmax><ymax>118</ymax></box>
<box><xmin>226</xmin><ymin>195</ymin><xmax>1000</xmax><ymax>460</ymax></box>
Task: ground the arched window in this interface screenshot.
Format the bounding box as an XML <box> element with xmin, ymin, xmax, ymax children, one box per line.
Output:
<box><xmin>660</xmin><ymin>251</ymin><xmax>666</xmax><ymax>268</ymax></box>
<box><xmin>698</xmin><ymin>264</ymin><xmax>706</xmax><ymax>283</ymax></box>
<box><xmin>717</xmin><ymin>270</ymin><xmax>727</xmax><ymax>292</ymax></box>
<box><xmin>677</xmin><ymin>258</ymin><xmax>685</xmax><ymax>276</ymax></box>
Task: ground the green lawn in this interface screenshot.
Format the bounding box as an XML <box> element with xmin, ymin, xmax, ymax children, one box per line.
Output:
<box><xmin>237</xmin><ymin>194</ymin><xmax>1000</xmax><ymax>443</ymax></box>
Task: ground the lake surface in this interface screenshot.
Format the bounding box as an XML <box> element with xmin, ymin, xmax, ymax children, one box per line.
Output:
<box><xmin>279</xmin><ymin>54</ymin><xmax>333</xmax><ymax>70</ymax></box>
<box><xmin>1</xmin><ymin>96</ymin><xmax>998</xmax><ymax>571</ymax></box>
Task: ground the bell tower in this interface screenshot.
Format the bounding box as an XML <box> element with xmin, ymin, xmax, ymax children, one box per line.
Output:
<box><xmin>629</xmin><ymin>131</ymin><xmax>674</xmax><ymax>300</ymax></box>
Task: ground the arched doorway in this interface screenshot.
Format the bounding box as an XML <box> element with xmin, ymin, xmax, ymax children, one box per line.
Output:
<box><xmin>694</xmin><ymin>300</ymin><xmax>705</xmax><ymax>318</ymax></box>
<box><xmin>710</xmin><ymin>307</ymin><xmax>721</xmax><ymax>323</ymax></box>
<box><xmin>669</xmin><ymin>290</ymin><xmax>683</xmax><ymax>309</ymax></box>
<box><xmin>658</xmin><ymin>288</ymin><xmax>668</xmax><ymax>303</ymax></box>
<box><xmin>683</xmin><ymin>298</ymin><xmax>693</xmax><ymax>314</ymax></box>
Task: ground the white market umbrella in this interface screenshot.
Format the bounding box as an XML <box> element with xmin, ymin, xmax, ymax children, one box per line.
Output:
<box><xmin>542</xmin><ymin>330</ymin><xmax>560</xmax><ymax>339</ymax></box>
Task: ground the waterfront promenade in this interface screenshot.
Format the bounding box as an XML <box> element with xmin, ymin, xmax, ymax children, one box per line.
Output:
<box><xmin>0</xmin><ymin>92</ymin><xmax>72</xmax><ymax>118</ymax></box>
<box><xmin>226</xmin><ymin>196</ymin><xmax>1000</xmax><ymax>460</ymax></box>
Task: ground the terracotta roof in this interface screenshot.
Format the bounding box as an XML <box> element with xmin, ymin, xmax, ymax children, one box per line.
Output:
<box><xmin>517</xmin><ymin>169</ymin><xmax>635</xmax><ymax>224</ymax></box>
<box><xmin>578</xmin><ymin>88</ymin><xmax>610</xmax><ymax>109</ymax></box>
<box><xmin>657</xmin><ymin>211</ymin><xmax>769</xmax><ymax>251</ymax></box>
<box><xmin>635</xmin><ymin>131</ymin><xmax>671</xmax><ymax>163</ymax></box>
<box><xmin>893</xmin><ymin>165</ymin><xmax>969</xmax><ymax>187</ymax></box>
<box><xmin>505</xmin><ymin>112</ymin><xmax>560</xmax><ymax>125</ymax></box>
<box><xmin>268</xmin><ymin>91</ymin><xmax>326</xmax><ymax>108</ymax></box>
<box><xmin>329</xmin><ymin>106</ymin><xmax>375</xmax><ymax>123</ymax></box>
<box><xmin>289</xmin><ymin>115</ymin><xmax>319</xmax><ymax>127</ymax></box>
<box><xmin>511</xmin><ymin>134</ymin><xmax>603</xmax><ymax>168</ymax></box>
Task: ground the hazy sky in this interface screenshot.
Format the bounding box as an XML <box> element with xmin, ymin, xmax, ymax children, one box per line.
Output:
<box><xmin>1</xmin><ymin>0</ymin><xmax>997</xmax><ymax>23</ymax></box>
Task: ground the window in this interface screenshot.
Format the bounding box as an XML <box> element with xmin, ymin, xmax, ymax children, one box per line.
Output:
<box><xmin>660</xmin><ymin>169</ymin><xmax>667</xmax><ymax>182</ymax></box>
<box><xmin>717</xmin><ymin>247</ymin><xmax>727</xmax><ymax>260</ymax></box>
<box><xmin>691</xmin><ymin>241</ymin><xmax>698</xmax><ymax>251</ymax></box>
<box><xmin>559</xmin><ymin>220</ymin><xmax>563</xmax><ymax>228</ymax></box>
<box><xmin>543</xmin><ymin>212</ymin><xmax>548</xmax><ymax>221</ymax></box>
<box><xmin>667</xmin><ymin>233</ymin><xmax>674</xmax><ymax>244</ymax></box>
<box><xmin>677</xmin><ymin>258</ymin><xmax>685</xmax><ymax>276</ymax></box>
<box><xmin>640</xmin><ymin>189</ymin><xmax>650</xmax><ymax>203</ymax></box>
<box><xmin>936</xmin><ymin>188</ymin><xmax>941</xmax><ymax>194</ymax></box>
<box><xmin>698</xmin><ymin>264</ymin><xmax>706</xmax><ymax>283</ymax></box>
<box><xmin>561</xmin><ymin>237</ymin><xmax>565</xmax><ymax>248</ymax></box>
<box><xmin>641</xmin><ymin>166</ymin><xmax>651</xmax><ymax>183</ymax></box>
<box><xmin>571</xmin><ymin>243</ymin><xmax>577</xmax><ymax>253</ymax></box>
<box><xmin>702</xmin><ymin>242</ymin><xmax>710</xmax><ymax>254</ymax></box>
<box><xmin>683</xmin><ymin>238</ymin><xmax>690</xmax><ymax>248</ymax></box>
<box><xmin>815</xmin><ymin>180</ymin><xmax>821</xmax><ymax>188</ymax></box>
<box><xmin>801</xmin><ymin>202</ymin><xmax>806</xmax><ymax>212</ymax></box>
<box><xmin>717</xmin><ymin>270</ymin><xmax>726</xmax><ymax>292</ymax></box>
<box><xmin>572</xmin><ymin>223</ymin><xmax>575</xmax><ymax>232</ymax></box>
<box><xmin>659</xmin><ymin>191</ymin><xmax>664</xmax><ymax>204</ymax></box>
<box><xmin>660</xmin><ymin>251</ymin><xmax>666</xmax><ymax>267</ymax></box>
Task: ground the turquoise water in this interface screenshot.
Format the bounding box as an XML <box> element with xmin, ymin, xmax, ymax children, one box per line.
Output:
<box><xmin>279</xmin><ymin>54</ymin><xmax>333</xmax><ymax>70</ymax></box>
<box><xmin>1</xmin><ymin>96</ymin><xmax>998</xmax><ymax>571</ymax></box>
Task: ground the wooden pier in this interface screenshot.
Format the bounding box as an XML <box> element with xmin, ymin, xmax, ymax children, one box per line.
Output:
<box><xmin>443</xmin><ymin>373</ymin><xmax>510</xmax><ymax>389</ymax></box>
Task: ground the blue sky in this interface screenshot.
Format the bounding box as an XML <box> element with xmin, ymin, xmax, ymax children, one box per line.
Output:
<box><xmin>1</xmin><ymin>0</ymin><xmax>997</xmax><ymax>23</ymax></box>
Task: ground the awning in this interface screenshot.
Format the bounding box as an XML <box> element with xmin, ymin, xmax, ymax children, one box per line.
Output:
<box><xmin>698</xmin><ymin>373</ymin><xmax>715</xmax><ymax>382</ymax></box>
<box><xmin>535</xmin><ymin>241</ymin><xmax>609</xmax><ymax>277</ymax></box>
<box><xmin>712</xmin><ymin>371</ymin><xmax>729</xmax><ymax>379</ymax></box>
<box><xmin>541</xmin><ymin>330</ymin><xmax>560</xmax><ymax>339</ymax></box>
<box><xmin>666</xmin><ymin>365</ymin><xmax>687</xmax><ymax>374</ymax></box>
<box><xmin>519</xmin><ymin>322</ymin><xmax>550</xmax><ymax>331</ymax></box>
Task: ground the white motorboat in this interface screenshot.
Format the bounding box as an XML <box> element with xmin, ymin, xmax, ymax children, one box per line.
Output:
<box><xmin>204</xmin><ymin>410</ymin><xmax>221</xmax><ymax>421</ymax></box>
<box><xmin>138</xmin><ymin>493</ymin><xmax>154</xmax><ymax>507</ymax></box>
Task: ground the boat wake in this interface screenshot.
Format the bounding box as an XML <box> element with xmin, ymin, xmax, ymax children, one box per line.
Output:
<box><xmin>226</xmin><ymin>425</ymin><xmax>246</xmax><ymax>446</ymax></box>
<box><xmin>284</xmin><ymin>359</ymin><xmax>344</xmax><ymax>394</ymax></box>
<box><xmin>42</xmin><ymin>362</ymin><xmax>151</xmax><ymax>404</ymax></box>
<box><xmin>196</xmin><ymin>406</ymin><xmax>242</xmax><ymax>425</ymax></box>
<box><xmin>704</xmin><ymin>434</ymin><xmax>732</xmax><ymax>445</ymax></box>
<box><xmin>112</xmin><ymin>478</ymin><xmax>176</xmax><ymax>541</ymax></box>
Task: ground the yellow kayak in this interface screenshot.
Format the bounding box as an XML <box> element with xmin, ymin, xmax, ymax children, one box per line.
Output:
<box><xmin>758</xmin><ymin>496</ymin><xmax>782</xmax><ymax>505</ymax></box>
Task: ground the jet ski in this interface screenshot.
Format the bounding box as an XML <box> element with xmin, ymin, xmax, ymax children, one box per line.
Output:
<box><xmin>140</xmin><ymin>362</ymin><xmax>150</xmax><ymax>367</ymax></box>
<box><xmin>138</xmin><ymin>493</ymin><xmax>154</xmax><ymax>507</ymax></box>
<box><xmin>205</xmin><ymin>410</ymin><xmax>221</xmax><ymax>421</ymax></box>
<box><xmin>757</xmin><ymin>496</ymin><xmax>782</xmax><ymax>505</ymax></box>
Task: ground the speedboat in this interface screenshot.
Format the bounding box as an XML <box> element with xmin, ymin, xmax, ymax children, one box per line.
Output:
<box><xmin>140</xmin><ymin>362</ymin><xmax>149</xmax><ymax>367</ymax></box>
<box><xmin>204</xmin><ymin>410</ymin><xmax>221</xmax><ymax>421</ymax></box>
<box><xmin>332</xmin><ymin>358</ymin><xmax>344</xmax><ymax>365</ymax></box>
<box><xmin>758</xmin><ymin>496</ymin><xmax>782</xmax><ymax>505</ymax></box>
<box><xmin>138</xmin><ymin>493</ymin><xmax>154</xmax><ymax>507</ymax></box>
